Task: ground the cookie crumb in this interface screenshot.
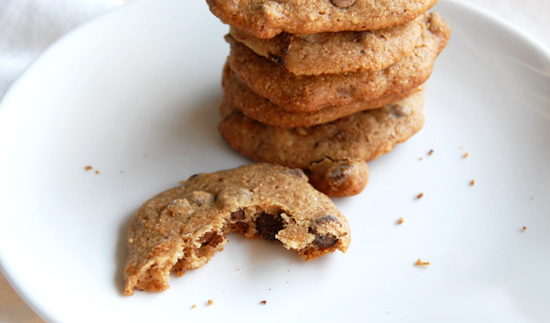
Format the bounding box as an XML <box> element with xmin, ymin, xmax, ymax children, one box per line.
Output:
<box><xmin>207</xmin><ymin>299</ymin><xmax>213</xmax><ymax>305</ymax></box>
<box><xmin>144</xmin><ymin>153</ymin><xmax>149</xmax><ymax>157</ymax></box>
<box><xmin>191</xmin><ymin>304</ymin><xmax>196</xmax><ymax>309</ymax></box>
<box><xmin>260</xmin><ymin>300</ymin><xmax>267</xmax><ymax>305</ymax></box>
<box><xmin>120</xmin><ymin>170</ymin><xmax>124</xmax><ymax>174</ymax></box>
<box><xmin>128</xmin><ymin>238</ymin><xmax>134</xmax><ymax>244</ymax></box>
<box><xmin>463</xmin><ymin>152</ymin><xmax>469</xmax><ymax>158</ymax></box>
<box><xmin>428</xmin><ymin>149</ymin><xmax>434</xmax><ymax>156</ymax></box>
<box><xmin>470</xmin><ymin>179</ymin><xmax>475</xmax><ymax>186</ymax></box>
<box><xmin>418</xmin><ymin>157</ymin><xmax>423</xmax><ymax>161</ymax></box>
<box><xmin>95</xmin><ymin>170</ymin><xmax>100</xmax><ymax>174</ymax></box>
<box><xmin>415</xmin><ymin>259</ymin><xmax>431</xmax><ymax>267</ymax></box>
<box><xmin>237</xmin><ymin>268</ymin><xmax>241</xmax><ymax>272</ymax></box>
<box><xmin>84</xmin><ymin>166</ymin><xmax>93</xmax><ymax>171</ymax></box>
<box><xmin>522</xmin><ymin>226</ymin><xmax>527</xmax><ymax>231</ymax></box>
<box><xmin>397</xmin><ymin>217</ymin><xmax>404</xmax><ymax>225</ymax></box>
<box><xmin>417</xmin><ymin>192</ymin><xmax>424</xmax><ymax>199</ymax></box>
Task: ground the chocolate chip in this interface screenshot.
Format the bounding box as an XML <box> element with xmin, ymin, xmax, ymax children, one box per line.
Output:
<box><xmin>256</xmin><ymin>213</ymin><xmax>284</xmax><ymax>241</ymax></box>
<box><xmin>230</xmin><ymin>209</ymin><xmax>246</xmax><ymax>220</ymax></box>
<box><xmin>199</xmin><ymin>231</ymin><xmax>224</xmax><ymax>247</ymax></box>
<box><xmin>313</xmin><ymin>233</ymin><xmax>338</xmax><ymax>248</ymax></box>
<box><xmin>328</xmin><ymin>167</ymin><xmax>348</xmax><ymax>184</ymax></box>
<box><xmin>314</xmin><ymin>215</ymin><xmax>340</xmax><ymax>226</ymax></box>
<box><xmin>330</xmin><ymin>0</ymin><xmax>356</xmax><ymax>8</ymax></box>
<box><xmin>311</xmin><ymin>215</ymin><xmax>340</xmax><ymax>247</ymax></box>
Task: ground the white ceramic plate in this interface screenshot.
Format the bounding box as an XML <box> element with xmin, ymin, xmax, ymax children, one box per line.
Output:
<box><xmin>1</xmin><ymin>0</ymin><xmax>549</xmax><ymax>322</ymax></box>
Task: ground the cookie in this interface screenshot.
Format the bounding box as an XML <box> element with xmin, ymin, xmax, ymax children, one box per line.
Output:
<box><xmin>124</xmin><ymin>163</ymin><xmax>351</xmax><ymax>295</ymax></box>
<box><xmin>228</xmin><ymin>14</ymin><xmax>424</xmax><ymax>75</ymax></box>
<box><xmin>221</xmin><ymin>63</ymin><xmax>423</xmax><ymax>128</ymax></box>
<box><xmin>218</xmin><ymin>90</ymin><xmax>425</xmax><ymax>196</ymax></box>
<box><xmin>226</xmin><ymin>12</ymin><xmax>450</xmax><ymax>112</ymax></box>
<box><xmin>206</xmin><ymin>0</ymin><xmax>438</xmax><ymax>39</ymax></box>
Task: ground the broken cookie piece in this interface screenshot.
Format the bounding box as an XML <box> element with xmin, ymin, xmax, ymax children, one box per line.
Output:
<box><xmin>124</xmin><ymin>163</ymin><xmax>350</xmax><ymax>295</ymax></box>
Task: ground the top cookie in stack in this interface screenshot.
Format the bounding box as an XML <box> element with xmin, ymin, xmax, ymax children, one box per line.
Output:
<box><xmin>206</xmin><ymin>0</ymin><xmax>450</xmax><ymax>197</ymax></box>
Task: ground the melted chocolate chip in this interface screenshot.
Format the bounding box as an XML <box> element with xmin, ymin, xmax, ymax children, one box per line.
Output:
<box><xmin>256</xmin><ymin>213</ymin><xmax>284</xmax><ymax>241</ymax></box>
<box><xmin>330</xmin><ymin>0</ymin><xmax>356</xmax><ymax>8</ymax></box>
<box><xmin>311</xmin><ymin>215</ymin><xmax>340</xmax><ymax>247</ymax></box>
<box><xmin>329</xmin><ymin>167</ymin><xmax>348</xmax><ymax>184</ymax></box>
<box><xmin>314</xmin><ymin>215</ymin><xmax>340</xmax><ymax>226</ymax></box>
<box><xmin>313</xmin><ymin>233</ymin><xmax>338</xmax><ymax>248</ymax></box>
<box><xmin>199</xmin><ymin>231</ymin><xmax>224</xmax><ymax>247</ymax></box>
<box><xmin>230</xmin><ymin>209</ymin><xmax>246</xmax><ymax>220</ymax></box>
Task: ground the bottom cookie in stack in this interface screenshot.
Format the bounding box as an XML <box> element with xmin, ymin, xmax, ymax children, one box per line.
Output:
<box><xmin>218</xmin><ymin>87</ymin><xmax>425</xmax><ymax>197</ymax></box>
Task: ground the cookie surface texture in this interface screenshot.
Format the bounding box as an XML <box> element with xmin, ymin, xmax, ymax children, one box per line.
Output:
<box><xmin>206</xmin><ymin>0</ymin><xmax>438</xmax><ymax>38</ymax></box>
<box><xmin>228</xmin><ymin>15</ymin><xmax>424</xmax><ymax>75</ymax></box>
<box><xmin>218</xmin><ymin>90</ymin><xmax>425</xmax><ymax>196</ymax></box>
<box><xmin>226</xmin><ymin>13</ymin><xmax>450</xmax><ymax>112</ymax></box>
<box><xmin>221</xmin><ymin>63</ymin><xmax>422</xmax><ymax>128</ymax></box>
<box><xmin>124</xmin><ymin>163</ymin><xmax>351</xmax><ymax>295</ymax></box>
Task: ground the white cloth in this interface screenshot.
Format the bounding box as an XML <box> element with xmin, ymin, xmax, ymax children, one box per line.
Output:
<box><xmin>0</xmin><ymin>0</ymin><xmax>548</xmax><ymax>322</ymax></box>
<box><xmin>0</xmin><ymin>0</ymin><xmax>125</xmax><ymax>98</ymax></box>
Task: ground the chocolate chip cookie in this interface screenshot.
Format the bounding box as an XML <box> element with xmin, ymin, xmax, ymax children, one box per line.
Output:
<box><xmin>221</xmin><ymin>63</ymin><xmax>423</xmax><ymax>128</ymax></box>
<box><xmin>228</xmin><ymin>14</ymin><xmax>424</xmax><ymax>75</ymax></box>
<box><xmin>226</xmin><ymin>12</ymin><xmax>450</xmax><ymax>112</ymax></box>
<box><xmin>124</xmin><ymin>163</ymin><xmax>351</xmax><ymax>295</ymax></box>
<box><xmin>218</xmin><ymin>90</ymin><xmax>425</xmax><ymax>196</ymax></box>
<box><xmin>206</xmin><ymin>0</ymin><xmax>438</xmax><ymax>39</ymax></box>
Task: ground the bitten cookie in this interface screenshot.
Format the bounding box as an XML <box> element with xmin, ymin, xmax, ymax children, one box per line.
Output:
<box><xmin>221</xmin><ymin>63</ymin><xmax>422</xmax><ymax>128</ymax></box>
<box><xmin>218</xmin><ymin>90</ymin><xmax>425</xmax><ymax>196</ymax></box>
<box><xmin>124</xmin><ymin>163</ymin><xmax>351</xmax><ymax>295</ymax></box>
<box><xmin>226</xmin><ymin>12</ymin><xmax>450</xmax><ymax>112</ymax></box>
<box><xmin>228</xmin><ymin>14</ymin><xmax>424</xmax><ymax>75</ymax></box>
<box><xmin>206</xmin><ymin>0</ymin><xmax>438</xmax><ymax>39</ymax></box>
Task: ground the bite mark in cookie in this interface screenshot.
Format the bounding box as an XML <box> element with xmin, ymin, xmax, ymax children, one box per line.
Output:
<box><xmin>124</xmin><ymin>163</ymin><xmax>351</xmax><ymax>295</ymax></box>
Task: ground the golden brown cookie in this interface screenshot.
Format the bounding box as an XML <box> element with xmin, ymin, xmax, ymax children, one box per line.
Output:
<box><xmin>228</xmin><ymin>14</ymin><xmax>424</xmax><ymax>75</ymax></box>
<box><xmin>226</xmin><ymin>12</ymin><xmax>450</xmax><ymax>112</ymax></box>
<box><xmin>206</xmin><ymin>0</ymin><xmax>438</xmax><ymax>39</ymax></box>
<box><xmin>221</xmin><ymin>63</ymin><xmax>423</xmax><ymax>128</ymax></box>
<box><xmin>124</xmin><ymin>163</ymin><xmax>351</xmax><ymax>295</ymax></box>
<box><xmin>218</xmin><ymin>90</ymin><xmax>425</xmax><ymax>196</ymax></box>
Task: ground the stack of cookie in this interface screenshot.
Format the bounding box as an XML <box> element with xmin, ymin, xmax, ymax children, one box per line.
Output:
<box><xmin>206</xmin><ymin>0</ymin><xmax>450</xmax><ymax>197</ymax></box>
